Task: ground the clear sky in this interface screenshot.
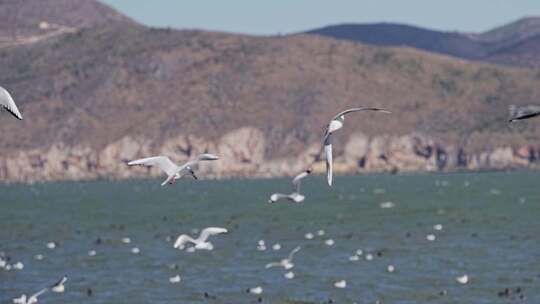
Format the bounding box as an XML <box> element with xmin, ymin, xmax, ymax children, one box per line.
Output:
<box><xmin>101</xmin><ymin>0</ymin><xmax>540</xmax><ymax>35</ymax></box>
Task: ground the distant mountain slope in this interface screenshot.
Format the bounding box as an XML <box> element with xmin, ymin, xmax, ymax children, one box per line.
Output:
<box><xmin>0</xmin><ymin>0</ymin><xmax>133</xmax><ymax>45</ymax></box>
<box><xmin>306</xmin><ymin>23</ymin><xmax>488</xmax><ymax>59</ymax></box>
<box><xmin>305</xmin><ymin>18</ymin><xmax>540</xmax><ymax>68</ymax></box>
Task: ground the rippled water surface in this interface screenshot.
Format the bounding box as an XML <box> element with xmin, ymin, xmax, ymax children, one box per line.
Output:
<box><xmin>1</xmin><ymin>171</ymin><xmax>539</xmax><ymax>303</ymax></box>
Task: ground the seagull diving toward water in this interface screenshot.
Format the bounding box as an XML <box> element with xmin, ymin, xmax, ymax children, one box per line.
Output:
<box><xmin>12</xmin><ymin>288</ymin><xmax>47</xmax><ymax>304</ymax></box>
<box><xmin>268</xmin><ymin>168</ymin><xmax>312</xmax><ymax>203</ymax></box>
<box><xmin>0</xmin><ymin>86</ymin><xmax>23</xmax><ymax>120</ymax></box>
<box><xmin>128</xmin><ymin>153</ymin><xmax>219</xmax><ymax>186</ymax></box>
<box><xmin>174</xmin><ymin>227</ymin><xmax>228</xmax><ymax>251</ymax></box>
<box><xmin>265</xmin><ymin>246</ymin><xmax>301</xmax><ymax>270</ymax></box>
<box><xmin>322</xmin><ymin>108</ymin><xmax>391</xmax><ymax>186</ymax></box>
<box><xmin>509</xmin><ymin>110</ymin><xmax>540</xmax><ymax>122</ymax></box>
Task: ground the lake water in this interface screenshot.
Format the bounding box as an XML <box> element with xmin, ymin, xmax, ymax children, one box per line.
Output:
<box><xmin>1</xmin><ymin>171</ymin><xmax>539</xmax><ymax>303</ymax></box>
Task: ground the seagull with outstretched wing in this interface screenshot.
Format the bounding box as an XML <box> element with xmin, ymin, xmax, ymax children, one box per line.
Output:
<box><xmin>128</xmin><ymin>153</ymin><xmax>219</xmax><ymax>186</ymax></box>
<box><xmin>322</xmin><ymin>108</ymin><xmax>391</xmax><ymax>186</ymax></box>
<box><xmin>509</xmin><ymin>110</ymin><xmax>540</xmax><ymax>122</ymax></box>
<box><xmin>269</xmin><ymin>168</ymin><xmax>312</xmax><ymax>203</ymax></box>
<box><xmin>174</xmin><ymin>227</ymin><xmax>228</xmax><ymax>251</ymax></box>
<box><xmin>0</xmin><ymin>86</ymin><xmax>22</xmax><ymax>120</ymax></box>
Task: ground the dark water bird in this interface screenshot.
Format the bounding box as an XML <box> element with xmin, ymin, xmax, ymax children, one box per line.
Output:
<box><xmin>321</xmin><ymin>108</ymin><xmax>391</xmax><ymax>186</ymax></box>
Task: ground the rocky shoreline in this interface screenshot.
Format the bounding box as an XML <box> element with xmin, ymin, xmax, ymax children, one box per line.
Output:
<box><xmin>1</xmin><ymin>127</ymin><xmax>537</xmax><ymax>184</ymax></box>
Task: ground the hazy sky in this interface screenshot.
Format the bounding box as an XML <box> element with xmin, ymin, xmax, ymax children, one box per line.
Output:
<box><xmin>101</xmin><ymin>0</ymin><xmax>540</xmax><ymax>35</ymax></box>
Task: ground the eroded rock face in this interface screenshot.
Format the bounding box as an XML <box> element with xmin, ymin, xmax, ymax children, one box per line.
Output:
<box><xmin>0</xmin><ymin>127</ymin><xmax>538</xmax><ymax>184</ymax></box>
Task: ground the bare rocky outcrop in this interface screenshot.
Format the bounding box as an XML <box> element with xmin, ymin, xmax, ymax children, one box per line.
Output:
<box><xmin>1</xmin><ymin>127</ymin><xmax>539</xmax><ymax>184</ymax></box>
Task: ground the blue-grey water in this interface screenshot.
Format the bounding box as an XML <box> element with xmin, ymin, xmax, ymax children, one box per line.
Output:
<box><xmin>1</xmin><ymin>171</ymin><xmax>539</xmax><ymax>303</ymax></box>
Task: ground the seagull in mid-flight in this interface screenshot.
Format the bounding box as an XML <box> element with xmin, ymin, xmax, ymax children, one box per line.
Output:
<box><xmin>509</xmin><ymin>110</ymin><xmax>540</xmax><ymax>122</ymax></box>
<box><xmin>268</xmin><ymin>168</ymin><xmax>312</xmax><ymax>203</ymax></box>
<box><xmin>0</xmin><ymin>86</ymin><xmax>23</xmax><ymax>120</ymax></box>
<box><xmin>265</xmin><ymin>246</ymin><xmax>301</xmax><ymax>270</ymax></box>
<box><xmin>174</xmin><ymin>227</ymin><xmax>228</xmax><ymax>251</ymax></box>
<box><xmin>50</xmin><ymin>276</ymin><xmax>67</xmax><ymax>293</ymax></box>
<box><xmin>322</xmin><ymin>108</ymin><xmax>391</xmax><ymax>186</ymax></box>
<box><xmin>128</xmin><ymin>153</ymin><xmax>219</xmax><ymax>186</ymax></box>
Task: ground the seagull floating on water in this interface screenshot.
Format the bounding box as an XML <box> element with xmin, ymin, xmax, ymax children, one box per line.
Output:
<box><xmin>334</xmin><ymin>280</ymin><xmax>347</xmax><ymax>289</ymax></box>
<box><xmin>46</xmin><ymin>242</ymin><xmax>56</xmax><ymax>249</ymax></box>
<box><xmin>268</xmin><ymin>168</ymin><xmax>312</xmax><ymax>203</ymax></box>
<box><xmin>456</xmin><ymin>274</ymin><xmax>469</xmax><ymax>284</ymax></box>
<box><xmin>128</xmin><ymin>153</ymin><xmax>219</xmax><ymax>186</ymax></box>
<box><xmin>174</xmin><ymin>227</ymin><xmax>228</xmax><ymax>251</ymax></box>
<box><xmin>284</xmin><ymin>271</ymin><xmax>295</xmax><ymax>279</ymax></box>
<box><xmin>0</xmin><ymin>86</ymin><xmax>23</xmax><ymax>120</ymax></box>
<box><xmin>169</xmin><ymin>275</ymin><xmax>181</xmax><ymax>284</ymax></box>
<box><xmin>265</xmin><ymin>246</ymin><xmax>301</xmax><ymax>270</ymax></box>
<box><xmin>246</xmin><ymin>286</ymin><xmax>263</xmax><ymax>295</ymax></box>
<box><xmin>321</xmin><ymin>108</ymin><xmax>391</xmax><ymax>186</ymax></box>
<box><xmin>272</xmin><ymin>243</ymin><xmax>281</xmax><ymax>251</ymax></box>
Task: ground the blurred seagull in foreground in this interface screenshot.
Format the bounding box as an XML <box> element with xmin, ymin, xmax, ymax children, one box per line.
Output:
<box><xmin>13</xmin><ymin>288</ymin><xmax>47</xmax><ymax>304</ymax></box>
<box><xmin>265</xmin><ymin>246</ymin><xmax>301</xmax><ymax>270</ymax></box>
<box><xmin>268</xmin><ymin>168</ymin><xmax>312</xmax><ymax>203</ymax></box>
<box><xmin>128</xmin><ymin>153</ymin><xmax>219</xmax><ymax>186</ymax></box>
<box><xmin>321</xmin><ymin>108</ymin><xmax>391</xmax><ymax>186</ymax></box>
<box><xmin>174</xmin><ymin>227</ymin><xmax>228</xmax><ymax>251</ymax></box>
<box><xmin>0</xmin><ymin>86</ymin><xmax>23</xmax><ymax>120</ymax></box>
<box><xmin>509</xmin><ymin>110</ymin><xmax>540</xmax><ymax>122</ymax></box>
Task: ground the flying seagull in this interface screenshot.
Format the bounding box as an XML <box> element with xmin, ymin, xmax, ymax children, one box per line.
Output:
<box><xmin>268</xmin><ymin>168</ymin><xmax>311</xmax><ymax>203</ymax></box>
<box><xmin>265</xmin><ymin>246</ymin><xmax>301</xmax><ymax>270</ymax></box>
<box><xmin>174</xmin><ymin>227</ymin><xmax>228</xmax><ymax>251</ymax></box>
<box><xmin>128</xmin><ymin>153</ymin><xmax>219</xmax><ymax>186</ymax></box>
<box><xmin>0</xmin><ymin>86</ymin><xmax>23</xmax><ymax>120</ymax></box>
<box><xmin>12</xmin><ymin>288</ymin><xmax>47</xmax><ymax>304</ymax></box>
<box><xmin>509</xmin><ymin>111</ymin><xmax>540</xmax><ymax>122</ymax></box>
<box><xmin>50</xmin><ymin>276</ymin><xmax>67</xmax><ymax>293</ymax></box>
<box><xmin>322</xmin><ymin>108</ymin><xmax>391</xmax><ymax>186</ymax></box>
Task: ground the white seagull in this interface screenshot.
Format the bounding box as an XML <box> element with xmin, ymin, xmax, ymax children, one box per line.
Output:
<box><xmin>0</xmin><ymin>86</ymin><xmax>23</xmax><ymax>120</ymax></box>
<box><xmin>128</xmin><ymin>153</ymin><xmax>219</xmax><ymax>186</ymax></box>
<box><xmin>509</xmin><ymin>110</ymin><xmax>540</xmax><ymax>122</ymax></box>
<box><xmin>322</xmin><ymin>108</ymin><xmax>391</xmax><ymax>186</ymax></box>
<box><xmin>51</xmin><ymin>276</ymin><xmax>67</xmax><ymax>293</ymax></box>
<box><xmin>265</xmin><ymin>246</ymin><xmax>301</xmax><ymax>270</ymax></box>
<box><xmin>268</xmin><ymin>168</ymin><xmax>312</xmax><ymax>203</ymax></box>
<box><xmin>174</xmin><ymin>227</ymin><xmax>228</xmax><ymax>251</ymax></box>
<box><xmin>12</xmin><ymin>288</ymin><xmax>47</xmax><ymax>304</ymax></box>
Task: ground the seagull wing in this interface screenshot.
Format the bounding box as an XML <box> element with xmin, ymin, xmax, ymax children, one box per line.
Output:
<box><xmin>180</xmin><ymin>153</ymin><xmax>219</xmax><ymax>172</ymax></box>
<box><xmin>30</xmin><ymin>288</ymin><xmax>48</xmax><ymax>299</ymax></box>
<box><xmin>287</xmin><ymin>246</ymin><xmax>301</xmax><ymax>261</ymax></box>
<box><xmin>325</xmin><ymin>142</ymin><xmax>333</xmax><ymax>186</ymax></box>
<box><xmin>269</xmin><ymin>193</ymin><xmax>289</xmax><ymax>202</ymax></box>
<box><xmin>265</xmin><ymin>262</ymin><xmax>281</xmax><ymax>269</ymax></box>
<box><xmin>509</xmin><ymin>111</ymin><xmax>540</xmax><ymax>122</ymax></box>
<box><xmin>332</xmin><ymin>107</ymin><xmax>391</xmax><ymax>121</ymax></box>
<box><xmin>173</xmin><ymin>234</ymin><xmax>195</xmax><ymax>249</ymax></box>
<box><xmin>292</xmin><ymin>170</ymin><xmax>310</xmax><ymax>193</ymax></box>
<box><xmin>128</xmin><ymin>156</ymin><xmax>179</xmax><ymax>176</ymax></box>
<box><xmin>0</xmin><ymin>86</ymin><xmax>23</xmax><ymax>120</ymax></box>
<box><xmin>51</xmin><ymin>276</ymin><xmax>67</xmax><ymax>288</ymax></box>
<box><xmin>198</xmin><ymin>227</ymin><xmax>227</xmax><ymax>242</ymax></box>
